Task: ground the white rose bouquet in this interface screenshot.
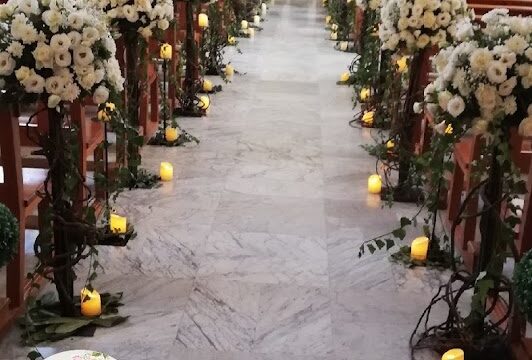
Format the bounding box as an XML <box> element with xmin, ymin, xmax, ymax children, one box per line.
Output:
<box><xmin>379</xmin><ymin>0</ymin><xmax>470</xmax><ymax>52</ymax></box>
<box><xmin>97</xmin><ymin>0</ymin><xmax>174</xmax><ymax>40</ymax></box>
<box><xmin>0</xmin><ymin>0</ymin><xmax>124</xmax><ymax>108</ymax></box>
<box><xmin>422</xmin><ymin>9</ymin><xmax>532</xmax><ymax>138</ymax></box>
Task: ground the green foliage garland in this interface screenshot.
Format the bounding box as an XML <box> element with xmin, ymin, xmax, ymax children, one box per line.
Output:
<box><xmin>0</xmin><ymin>203</ymin><xmax>19</xmax><ymax>269</ymax></box>
<box><xmin>514</xmin><ymin>250</ymin><xmax>532</xmax><ymax>320</ymax></box>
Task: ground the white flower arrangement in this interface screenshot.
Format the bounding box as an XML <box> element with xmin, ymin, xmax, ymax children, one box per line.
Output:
<box><xmin>96</xmin><ymin>0</ymin><xmax>174</xmax><ymax>40</ymax></box>
<box><xmin>0</xmin><ymin>0</ymin><xmax>124</xmax><ymax>108</ymax></box>
<box><xmin>356</xmin><ymin>0</ymin><xmax>381</xmax><ymax>11</ymax></box>
<box><xmin>422</xmin><ymin>10</ymin><xmax>532</xmax><ymax>137</ymax></box>
<box><xmin>379</xmin><ymin>0</ymin><xmax>471</xmax><ymax>52</ymax></box>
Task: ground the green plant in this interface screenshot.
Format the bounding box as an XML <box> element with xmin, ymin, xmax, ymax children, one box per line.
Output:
<box><xmin>514</xmin><ymin>250</ymin><xmax>532</xmax><ymax>320</ymax></box>
<box><xmin>0</xmin><ymin>203</ymin><xmax>19</xmax><ymax>269</ymax></box>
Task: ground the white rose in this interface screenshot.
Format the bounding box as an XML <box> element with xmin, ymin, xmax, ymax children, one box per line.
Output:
<box><xmin>498</xmin><ymin>76</ymin><xmax>517</xmax><ymax>96</ymax></box>
<box><xmin>411</xmin><ymin>4</ymin><xmax>423</xmax><ymax>17</ymax></box>
<box><xmin>474</xmin><ymin>84</ymin><xmax>498</xmax><ymax>111</ymax></box>
<box><xmin>447</xmin><ymin>95</ymin><xmax>465</xmax><ymax>117</ymax></box>
<box><xmin>45</xmin><ymin>76</ymin><xmax>65</xmax><ymax>95</ymax></box>
<box><xmin>23</xmin><ymin>72</ymin><xmax>45</xmax><ymax>93</ymax></box>
<box><xmin>138</xmin><ymin>26</ymin><xmax>152</xmax><ymax>39</ymax></box>
<box><xmin>68</xmin><ymin>31</ymin><xmax>82</xmax><ymax>47</ymax></box>
<box><xmin>50</xmin><ymin>33</ymin><xmax>71</xmax><ymax>53</ymax></box>
<box><xmin>519</xmin><ymin>116</ymin><xmax>532</xmax><ymax>137</ymax></box>
<box><xmin>123</xmin><ymin>5</ymin><xmax>140</xmax><ymax>23</ymax></box>
<box><xmin>436</xmin><ymin>12</ymin><xmax>451</xmax><ymax>27</ymax></box>
<box><xmin>54</xmin><ymin>51</ymin><xmax>72</xmax><ymax>67</ymax></box>
<box><xmin>15</xmin><ymin>66</ymin><xmax>31</xmax><ymax>81</ymax></box>
<box><xmin>416</xmin><ymin>34</ymin><xmax>430</xmax><ymax>48</ymax></box>
<box><xmin>158</xmin><ymin>19</ymin><xmax>169</xmax><ymax>30</ymax></box>
<box><xmin>0</xmin><ymin>51</ymin><xmax>16</xmax><ymax>76</ymax></box>
<box><xmin>93</xmin><ymin>85</ymin><xmax>109</xmax><ymax>104</ymax></box>
<box><xmin>486</xmin><ymin>61</ymin><xmax>507</xmax><ymax>84</ymax></box>
<box><xmin>438</xmin><ymin>90</ymin><xmax>452</xmax><ymax>110</ymax></box>
<box><xmin>79</xmin><ymin>71</ymin><xmax>96</xmax><ymax>90</ymax></box>
<box><xmin>67</xmin><ymin>12</ymin><xmax>84</xmax><ymax>30</ymax></box>
<box><xmin>47</xmin><ymin>94</ymin><xmax>61</xmax><ymax>108</ymax></box>
<box><xmin>82</xmin><ymin>27</ymin><xmax>100</xmax><ymax>46</ymax></box>
<box><xmin>526</xmin><ymin>47</ymin><xmax>532</xmax><ymax>61</ymax></box>
<box><xmin>73</xmin><ymin>46</ymin><xmax>94</xmax><ymax>67</ymax></box>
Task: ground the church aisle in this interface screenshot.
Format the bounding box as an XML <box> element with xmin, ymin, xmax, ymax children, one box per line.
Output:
<box><xmin>0</xmin><ymin>0</ymin><xmax>444</xmax><ymax>359</ymax></box>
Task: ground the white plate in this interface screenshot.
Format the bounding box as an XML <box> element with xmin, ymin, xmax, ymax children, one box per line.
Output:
<box><xmin>45</xmin><ymin>350</ymin><xmax>117</xmax><ymax>360</ymax></box>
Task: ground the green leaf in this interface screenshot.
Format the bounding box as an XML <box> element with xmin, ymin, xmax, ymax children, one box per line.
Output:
<box><xmin>27</xmin><ymin>350</ymin><xmax>43</xmax><ymax>360</ymax></box>
<box><xmin>54</xmin><ymin>319</ymin><xmax>92</xmax><ymax>334</ymax></box>
<box><xmin>91</xmin><ymin>315</ymin><xmax>129</xmax><ymax>328</ymax></box>
<box><xmin>385</xmin><ymin>239</ymin><xmax>395</xmax><ymax>250</ymax></box>
<box><xmin>400</xmin><ymin>217</ymin><xmax>411</xmax><ymax>228</ymax></box>
<box><xmin>367</xmin><ymin>244</ymin><xmax>376</xmax><ymax>254</ymax></box>
<box><xmin>391</xmin><ymin>228</ymin><xmax>406</xmax><ymax>240</ymax></box>
<box><xmin>375</xmin><ymin>239</ymin><xmax>385</xmax><ymax>249</ymax></box>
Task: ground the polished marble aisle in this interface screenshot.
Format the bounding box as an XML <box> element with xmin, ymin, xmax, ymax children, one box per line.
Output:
<box><xmin>1</xmin><ymin>0</ymin><xmax>445</xmax><ymax>359</ymax></box>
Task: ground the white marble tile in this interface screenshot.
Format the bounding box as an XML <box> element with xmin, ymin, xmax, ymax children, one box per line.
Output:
<box><xmin>197</xmin><ymin>230</ymin><xmax>328</xmax><ymax>287</ymax></box>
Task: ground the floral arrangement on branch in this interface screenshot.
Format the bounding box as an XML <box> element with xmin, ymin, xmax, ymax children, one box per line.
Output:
<box><xmin>0</xmin><ymin>0</ymin><xmax>124</xmax><ymax>108</ymax></box>
<box><xmin>0</xmin><ymin>0</ymin><xmax>131</xmax><ymax>342</ymax></box>
<box><xmin>379</xmin><ymin>0</ymin><xmax>470</xmax><ymax>53</ymax></box>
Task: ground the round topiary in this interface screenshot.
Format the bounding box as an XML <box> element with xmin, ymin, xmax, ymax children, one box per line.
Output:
<box><xmin>0</xmin><ymin>203</ymin><xmax>19</xmax><ymax>268</ymax></box>
<box><xmin>514</xmin><ymin>250</ymin><xmax>532</xmax><ymax>320</ymax></box>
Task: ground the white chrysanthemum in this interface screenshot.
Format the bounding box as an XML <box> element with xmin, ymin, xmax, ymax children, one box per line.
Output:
<box><xmin>0</xmin><ymin>52</ymin><xmax>16</xmax><ymax>76</ymax></box>
<box><xmin>42</xmin><ymin>9</ymin><xmax>63</xmax><ymax>33</ymax></box>
<box><xmin>15</xmin><ymin>66</ymin><xmax>31</xmax><ymax>81</ymax></box>
<box><xmin>19</xmin><ymin>0</ymin><xmax>40</xmax><ymax>15</ymax></box>
<box><xmin>22</xmin><ymin>72</ymin><xmax>45</xmax><ymax>93</ymax></box>
<box><xmin>447</xmin><ymin>95</ymin><xmax>465</xmax><ymax>117</ymax></box>
<box><xmin>6</xmin><ymin>41</ymin><xmax>24</xmax><ymax>58</ymax></box>
<box><xmin>422</xmin><ymin>11</ymin><xmax>436</xmax><ymax>28</ymax></box>
<box><xmin>486</xmin><ymin>61</ymin><xmax>507</xmax><ymax>84</ymax></box>
<box><xmin>438</xmin><ymin>90</ymin><xmax>452</xmax><ymax>110</ymax></box>
<box><xmin>505</xmin><ymin>35</ymin><xmax>528</xmax><ymax>55</ymax></box>
<box><xmin>78</xmin><ymin>71</ymin><xmax>96</xmax><ymax>90</ymax></box>
<box><xmin>93</xmin><ymin>85</ymin><xmax>109</xmax><ymax>104</ymax></box>
<box><xmin>61</xmin><ymin>82</ymin><xmax>81</xmax><ymax>102</ymax></box>
<box><xmin>470</xmin><ymin>48</ymin><xmax>493</xmax><ymax>73</ymax></box>
<box><xmin>519</xmin><ymin>116</ymin><xmax>532</xmax><ymax>137</ymax></box>
<box><xmin>417</xmin><ymin>34</ymin><xmax>430</xmax><ymax>48</ymax></box>
<box><xmin>526</xmin><ymin>47</ymin><xmax>532</xmax><ymax>61</ymax></box>
<box><xmin>123</xmin><ymin>5</ymin><xmax>139</xmax><ymax>23</ymax></box>
<box><xmin>471</xmin><ymin>118</ymin><xmax>489</xmax><ymax>135</ymax></box>
<box><xmin>32</xmin><ymin>42</ymin><xmax>53</xmax><ymax>69</ymax></box>
<box><xmin>0</xmin><ymin>4</ymin><xmax>15</xmax><ymax>20</ymax></box>
<box><xmin>50</xmin><ymin>33</ymin><xmax>71</xmax><ymax>52</ymax></box>
<box><xmin>73</xmin><ymin>46</ymin><xmax>94</xmax><ymax>67</ymax></box>
<box><xmin>67</xmin><ymin>12</ymin><xmax>84</xmax><ymax>30</ymax></box>
<box><xmin>82</xmin><ymin>27</ymin><xmax>99</xmax><ymax>46</ymax></box>
<box><xmin>47</xmin><ymin>94</ymin><xmax>61</xmax><ymax>108</ymax></box>
<box><xmin>474</xmin><ymin>84</ymin><xmax>498</xmax><ymax>111</ymax></box>
<box><xmin>135</xmin><ymin>0</ymin><xmax>152</xmax><ymax>12</ymax></box>
<box><xmin>54</xmin><ymin>51</ymin><xmax>72</xmax><ymax>67</ymax></box>
<box><xmin>68</xmin><ymin>31</ymin><xmax>82</xmax><ymax>47</ymax></box>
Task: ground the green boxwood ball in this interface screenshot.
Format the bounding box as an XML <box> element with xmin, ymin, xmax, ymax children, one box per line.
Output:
<box><xmin>0</xmin><ymin>203</ymin><xmax>19</xmax><ymax>268</ymax></box>
<box><xmin>514</xmin><ymin>250</ymin><xmax>532</xmax><ymax>320</ymax></box>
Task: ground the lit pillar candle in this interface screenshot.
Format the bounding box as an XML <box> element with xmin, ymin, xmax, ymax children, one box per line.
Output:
<box><xmin>199</xmin><ymin>95</ymin><xmax>210</xmax><ymax>110</ymax></box>
<box><xmin>339</xmin><ymin>41</ymin><xmax>348</xmax><ymax>51</ymax></box>
<box><xmin>198</xmin><ymin>13</ymin><xmax>209</xmax><ymax>28</ymax></box>
<box><xmin>160</xmin><ymin>43</ymin><xmax>172</xmax><ymax>60</ymax></box>
<box><xmin>160</xmin><ymin>162</ymin><xmax>173</xmax><ymax>181</ymax></box>
<box><xmin>411</xmin><ymin>236</ymin><xmax>429</xmax><ymax>261</ymax></box>
<box><xmin>109</xmin><ymin>213</ymin><xmax>127</xmax><ymax>234</ymax></box>
<box><xmin>442</xmin><ymin>349</ymin><xmax>464</xmax><ymax>360</ymax></box>
<box><xmin>340</xmin><ymin>71</ymin><xmax>350</xmax><ymax>82</ymax></box>
<box><xmin>325</xmin><ymin>15</ymin><xmax>331</xmax><ymax>24</ymax></box>
<box><xmin>241</xmin><ymin>20</ymin><xmax>248</xmax><ymax>29</ymax></box>
<box><xmin>225</xmin><ymin>64</ymin><xmax>234</xmax><ymax>76</ymax></box>
<box><xmin>330</xmin><ymin>32</ymin><xmax>337</xmax><ymax>40</ymax></box>
<box><xmin>203</xmin><ymin>79</ymin><xmax>213</xmax><ymax>92</ymax></box>
<box><xmin>254</xmin><ymin>15</ymin><xmax>261</xmax><ymax>25</ymax></box>
<box><xmin>228</xmin><ymin>35</ymin><xmax>236</xmax><ymax>45</ymax></box>
<box><xmin>396</xmin><ymin>56</ymin><xmax>408</xmax><ymax>73</ymax></box>
<box><xmin>367</xmin><ymin>174</ymin><xmax>382</xmax><ymax>194</ymax></box>
<box><xmin>248</xmin><ymin>28</ymin><xmax>255</xmax><ymax>37</ymax></box>
<box><xmin>386</xmin><ymin>140</ymin><xmax>395</xmax><ymax>150</ymax></box>
<box><xmin>362</xmin><ymin>111</ymin><xmax>374</xmax><ymax>126</ymax></box>
<box><xmin>80</xmin><ymin>288</ymin><xmax>102</xmax><ymax>317</ymax></box>
<box><xmin>261</xmin><ymin>3</ymin><xmax>267</xmax><ymax>16</ymax></box>
<box><xmin>165</xmin><ymin>127</ymin><xmax>180</xmax><ymax>142</ymax></box>
<box><xmin>360</xmin><ymin>88</ymin><xmax>370</xmax><ymax>101</ymax></box>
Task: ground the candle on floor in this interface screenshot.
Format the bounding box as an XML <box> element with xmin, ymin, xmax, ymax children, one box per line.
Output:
<box><xmin>248</xmin><ymin>28</ymin><xmax>255</xmax><ymax>37</ymax></box>
<box><xmin>331</xmin><ymin>23</ymin><xmax>338</xmax><ymax>31</ymax></box>
<box><xmin>160</xmin><ymin>162</ymin><xmax>174</xmax><ymax>181</ymax></box>
<box><xmin>360</xmin><ymin>88</ymin><xmax>370</xmax><ymax>101</ymax></box>
<box><xmin>160</xmin><ymin>43</ymin><xmax>172</xmax><ymax>60</ymax></box>
<box><xmin>203</xmin><ymin>79</ymin><xmax>213</xmax><ymax>92</ymax></box>
<box><xmin>198</xmin><ymin>13</ymin><xmax>209</xmax><ymax>28</ymax></box>
<box><xmin>165</xmin><ymin>127</ymin><xmax>180</xmax><ymax>142</ymax></box>
<box><xmin>367</xmin><ymin>174</ymin><xmax>382</xmax><ymax>194</ymax></box>
<box><xmin>340</xmin><ymin>71</ymin><xmax>350</xmax><ymax>82</ymax></box>
<box><xmin>396</xmin><ymin>56</ymin><xmax>408</xmax><ymax>73</ymax></box>
<box><xmin>109</xmin><ymin>213</ymin><xmax>127</xmax><ymax>234</ymax></box>
<box><xmin>362</xmin><ymin>111</ymin><xmax>374</xmax><ymax>126</ymax></box>
<box><xmin>261</xmin><ymin>3</ymin><xmax>267</xmax><ymax>16</ymax></box>
<box><xmin>386</xmin><ymin>140</ymin><xmax>395</xmax><ymax>150</ymax></box>
<box><xmin>339</xmin><ymin>41</ymin><xmax>348</xmax><ymax>51</ymax></box>
<box><xmin>228</xmin><ymin>35</ymin><xmax>236</xmax><ymax>45</ymax></box>
<box><xmin>325</xmin><ymin>15</ymin><xmax>331</xmax><ymax>24</ymax></box>
<box><xmin>411</xmin><ymin>236</ymin><xmax>429</xmax><ymax>261</ymax></box>
<box><xmin>225</xmin><ymin>64</ymin><xmax>235</xmax><ymax>76</ymax></box>
<box><xmin>441</xmin><ymin>349</ymin><xmax>464</xmax><ymax>360</ymax></box>
<box><xmin>241</xmin><ymin>20</ymin><xmax>248</xmax><ymax>29</ymax></box>
<box><xmin>330</xmin><ymin>32</ymin><xmax>337</xmax><ymax>40</ymax></box>
<box><xmin>254</xmin><ymin>15</ymin><xmax>261</xmax><ymax>25</ymax></box>
<box><xmin>80</xmin><ymin>288</ymin><xmax>101</xmax><ymax>317</ymax></box>
<box><xmin>199</xmin><ymin>95</ymin><xmax>210</xmax><ymax>110</ymax></box>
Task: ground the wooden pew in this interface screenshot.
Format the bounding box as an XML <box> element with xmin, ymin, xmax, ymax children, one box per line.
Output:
<box><xmin>0</xmin><ymin>105</ymin><xmax>47</xmax><ymax>337</ymax></box>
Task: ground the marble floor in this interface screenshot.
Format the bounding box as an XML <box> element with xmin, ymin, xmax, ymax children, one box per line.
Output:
<box><xmin>1</xmin><ymin>0</ymin><xmax>448</xmax><ymax>359</ymax></box>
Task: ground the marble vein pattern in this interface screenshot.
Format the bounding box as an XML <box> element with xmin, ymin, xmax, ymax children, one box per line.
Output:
<box><xmin>0</xmin><ymin>0</ymin><xmax>441</xmax><ymax>359</ymax></box>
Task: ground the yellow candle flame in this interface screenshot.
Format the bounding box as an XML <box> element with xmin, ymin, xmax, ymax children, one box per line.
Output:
<box><xmin>442</xmin><ymin>349</ymin><xmax>464</xmax><ymax>360</ymax></box>
<box><xmin>225</xmin><ymin>64</ymin><xmax>235</xmax><ymax>76</ymax></box>
<box><xmin>165</xmin><ymin>127</ymin><xmax>180</xmax><ymax>142</ymax></box>
<box><xmin>198</xmin><ymin>13</ymin><xmax>209</xmax><ymax>28</ymax></box>
<box><xmin>386</xmin><ymin>140</ymin><xmax>395</xmax><ymax>149</ymax></box>
<box><xmin>411</xmin><ymin>236</ymin><xmax>429</xmax><ymax>261</ymax></box>
<box><xmin>325</xmin><ymin>15</ymin><xmax>331</xmax><ymax>24</ymax></box>
<box><xmin>340</xmin><ymin>71</ymin><xmax>350</xmax><ymax>82</ymax></box>
<box><xmin>362</xmin><ymin>111</ymin><xmax>374</xmax><ymax>125</ymax></box>
<box><xmin>367</xmin><ymin>174</ymin><xmax>382</xmax><ymax>194</ymax></box>
<box><xmin>228</xmin><ymin>36</ymin><xmax>236</xmax><ymax>45</ymax></box>
<box><xmin>203</xmin><ymin>79</ymin><xmax>213</xmax><ymax>92</ymax></box>
<box><xmin>445</xmin><ymin>124</ymin><xmax>453</xmax><ymax>135</ymax></box>
<box><xmin>199</xmin><ymin>95</ymin><xmax>210</xmax><ymax>110</ymax></box>
<box><xmin>80</xmin><ymin>288</ymin><xmax>101</xmax><ymax>317</ymax></box>
<box><xmin>360</xmin><ymin>88</ymin><xmax>370</xmax><ymax>101</ymax></box>
<box><xmin>160</xmin><ymin>162</ymin><xmax>173</xmax><ymax>182</ymax></box>
<box><xmin>396</xmin><ymin>56</ymin><xmax>408</xmax><ymax>73</ymax></box>
<box><xmin>254</xmin><ymin>15</ymin><xmax>261</xmax><ymax>25</ymax></box>
<box><xmin>241</xmin><ymin>20</ymin><xmax>248</xmax><ymax>29</ymax></box>
<box><xmin>109</xmin><ymin>213</ymin><xmax>127</xmax><ymax>234</ymax></box>
<box><xmin>160</xmin><ymin>43</ymin><xmax>172</xmax><ymax>60</ymax></box>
